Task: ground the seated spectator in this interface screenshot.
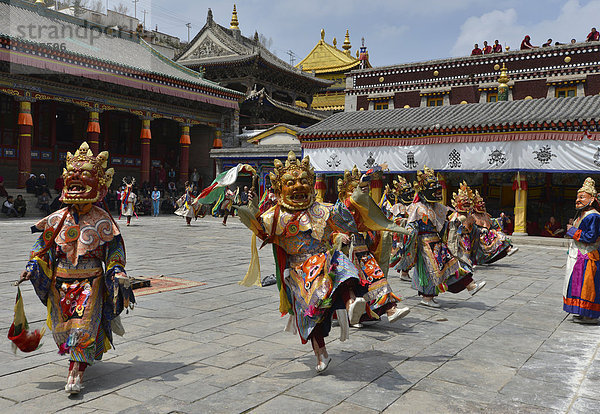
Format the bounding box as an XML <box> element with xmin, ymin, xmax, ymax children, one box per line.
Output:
<box><xmin>520</xmin><ymin>35</ymin><xmax>537</xmax><ymax>50</ymax></box>
<box><xmin>37</xmin><ymin>191</ymin><xmax>51</xmax><ymax>215</ymax></box>
<box><xmin>542</xmin><ymin>216</ymin><xmax>564</xmax><ymax>237</ymax></box>
<box><xmin>35</xmin><ymin>173</ymin><xmax>49</xmax><ymax>196</ymax></box>
<box><xmin>492</xmin><ymin>39</ymin><xmax>503</xmax><ymax>53</ymax></box>
<box><xmin>482</xmin><ymin>40</ymin><xmax>492</xmax><ymax>54</ymax></box>
<box><xmin>2</xmin><ymin>196</ymin><xmax>18</xmax><ymax>217</ymax></box>
<box><xmin>471</xmin><ymin>43</ymin><xmax>483</xmax><ymax>55</ymax></box>
<box><xmin>26</xmin><ymin>174</ymin><xmax>36</xmax><ymax>194</ymax></box>
<box><xmin>542</xmin><ymin>38</ymin><xmax>552</xmax><ymax>47</ymax></box>
<box><xmin>14</xmin><ymin>194</ymin><xmax>26</xmax><ymax>217</ymax></box>
<box><xmin>587</xmin><ymin>27</ymin><xmax>599</xmax><ymax>42</ymax></box>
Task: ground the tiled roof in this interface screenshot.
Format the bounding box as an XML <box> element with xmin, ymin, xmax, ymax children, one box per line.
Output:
<box><xmin>299</xmin><ymin>95</ymin><xmax>600</xmax><ymax>138</ymax></box>
<box><xmin>177</xmin><ymin>19</ymin><xmax>330</xmax><ymax>86</ymax></box>
<box><xmin>0</xmin><ymin>0</ymin><xmax>243</xmax><ymax>105</ymax></box>
<box><xmin>246</xmin><ymin>89</ymin><xmax>328</xmax><ymax>122</ymax></box>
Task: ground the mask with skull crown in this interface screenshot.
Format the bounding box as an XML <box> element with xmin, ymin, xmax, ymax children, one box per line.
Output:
<box><xmin>62</xmin><ymin>142</ymin><xmax>114</xmax><ymax>205</ymax></box>
<box><xmin>269</xmin><ymin>151</ymin><xmax>315</xmax><ymax>211</ymax></box>
<box><xmin>414</xmin><ymin>166</ymin><xmax>442</xmax><ymax>203</ymax></box>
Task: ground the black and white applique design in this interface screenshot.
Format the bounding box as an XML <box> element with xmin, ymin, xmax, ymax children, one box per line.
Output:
<box><xmin>532</xmin><ymin>145</ymin><xmax>556</xmax><ymax>166</ymax></box>
<box><xmin>448</xmin><ymin>149</ymin><xmax>462</xmax><ymax>168</ymax></box>
<box><xmin>326</xmin><ymin>153</ymin><xmax>341</xmax><ymax>168</ymax></box>
<box><xmin>594</xmin><ymin>147</ymin><xmax>600</xmax><ymax>167</ymax></box>
<box><xmin>488</xmin><ymin>149</ymin><xmax>507</xmax><ymax>166</ymax></box>
<box><xmin>364</xmin><ymin>152</ymin><xmax>376</xmax><ymax>169</ymax></box>
<box><xmin>403</xmin><ymin>151</ymin><xmax>419</xmax><ymax>169</ymax></box>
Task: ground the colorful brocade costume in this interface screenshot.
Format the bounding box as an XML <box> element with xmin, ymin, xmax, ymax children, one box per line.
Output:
<box><xmin>398</xmin><ymin>201</ymin><xmax>459</xmax><ymax>296</ymax></box>
<box><xmin>471</xmin><ymin>191</ymin><xmax>512</xmax><ymax>265</ymax></box>
<box><xmin>337</xmin><ymin>168</ymin><xmax>405</xmax><ymax>317</ymax></box>
<box><xmin>564</xmin><ymin>207</ymin><xmax>600</xmax><ymax>318</ymax></box>
<box><xmin>27</xmin><ymin>206</ymin><xmax>133</xmax><ymax>364</ymax></box>
<box><xmin>239</xmin><ymin>200</ymin><xmax>361</xmax><ymax>343</ymax></box>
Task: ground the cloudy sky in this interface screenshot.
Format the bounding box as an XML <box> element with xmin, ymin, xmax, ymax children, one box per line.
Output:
<box><xmin>123</xmin><ymin>0</ymin><xmax>600</xmax><ymax>67</ymax></box>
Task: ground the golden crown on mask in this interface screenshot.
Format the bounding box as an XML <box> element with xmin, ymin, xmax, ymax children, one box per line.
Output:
<box><xmin>269</xmin><ymin>151</ymin><xmax>315</xmax><ymax>193</ymax></box>
<box><xmin>64</xmin><ymin>142</ymin><xmax>114</xmax><ymax>189</ymax></box>
<box><xmin>413</xmin><ymin>166</ymin><xmax>437</xmax><ymax>192</ymax></box>
<box><xmin>451</xmin><ymin>181</ymin><xmax>473</xmax><ymax>211</ymax></box>
<box><xmin>393</xmin><ymin>175</ymin><xmax>412</xmax><ymax>193</ymax></box>
<box><xmin>337</xmin><ymin>165</ymin><xmax>361</xmax><ymax>200</ymax></box>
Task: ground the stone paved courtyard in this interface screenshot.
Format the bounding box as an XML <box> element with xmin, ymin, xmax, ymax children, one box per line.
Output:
<box><xmin>0</xmin><ymin>215</ymin><xmax>599</xmax><ymax>413</ymax></box>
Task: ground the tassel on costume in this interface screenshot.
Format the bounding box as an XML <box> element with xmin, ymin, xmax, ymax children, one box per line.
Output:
<box><xmin>7</xmin><ymin>287</ymin><xmax>45</xmax><ymax>353</ymax></box>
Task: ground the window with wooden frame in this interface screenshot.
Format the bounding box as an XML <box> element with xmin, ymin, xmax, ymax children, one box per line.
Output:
<box><xmin>427</xmin><ymin>96</ymin><xmax>443</xmax><ymax>106</ymax></box>
<box><xmin>555</xmin><ymin>86</ymin><xmax>576</xmax><ymax>98</ymax></box>
<box><xmin>374</xmin><ymin>101</ymin><xmax>389</xmax><ymax>110</ymax></box>
<box><xmin>487</xmin><ymin>92</ymin><xmax>498</xmax><ymax>102</ymax></box>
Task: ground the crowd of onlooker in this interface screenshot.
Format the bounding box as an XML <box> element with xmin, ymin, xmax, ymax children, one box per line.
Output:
<box><xmin>471</xmin><ymin>27</ymin><xmax>600</xmax><ymax>56</ymax></box>
<box><xmin>1</xmin><ymin>173</ymin><xmax>63</xmax><ymax>218</ymax></box>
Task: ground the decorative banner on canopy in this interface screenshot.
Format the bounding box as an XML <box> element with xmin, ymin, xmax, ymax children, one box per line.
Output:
<box><xmin>304</xmin><ymin>139</ymin><xmax>600</xmax><ymax>173</ymax></box>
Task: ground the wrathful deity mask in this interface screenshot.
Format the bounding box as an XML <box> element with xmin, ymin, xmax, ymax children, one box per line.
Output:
<box><xmin>472</xmin><ymin>190</ymin><xmax>486</xmax><ymax>213</ymax></box>
<box><xmin>394</xmin><ymin>175</ymin><xmax>415</xmax><ymax>205</ymax></box>
<box><xmin>414</xmin><ymin>166</ymin><xmax>442</xmax><ymax>203</ymax></box>
<box><xmin>451</xmin><ymin>181</ymin><xmax>474</xmax><ymax>213</ymax></box>
<box><xmin>270</xmin><ymin>151</ymin><xmax>315</xmax><ymax>211</ymax></box>
<box><xmin>338</xmin><ymin>166</ymin><xmax>361</xmax><ymax>202</ymax></box>
<box><xmin>62</xmin><ymin>142</ymin><xmax>114</xmax><ymax>205</ymax></box>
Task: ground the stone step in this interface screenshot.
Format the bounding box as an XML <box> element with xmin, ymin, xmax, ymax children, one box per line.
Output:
<box><xmin>1</xmin><ymin>188</ymin><xmax>60</xmax><ymax>218</ymax></box>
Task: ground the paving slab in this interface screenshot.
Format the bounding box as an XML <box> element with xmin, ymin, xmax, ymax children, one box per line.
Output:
<box><xmin>0</xmin><ymin>215</ymin><xmax>599</xmax><ymax>413</ymax></box>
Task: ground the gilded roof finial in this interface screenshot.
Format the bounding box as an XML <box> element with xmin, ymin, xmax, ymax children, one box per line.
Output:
<box><xmin>498</xmin><ymin>63</ymin><xmax>509</xmax><ymax>85</ymax></box>
<box><xmin>230</xmin><ymin>4</ymin><xmax>239</xmax><ymax>30</ymax></box>
<box><xmin>35</xmin><ymin>0</ymin><xmax>46</xmax><ymax>6</ymax></box>
<box><xmin>333</xmin><ymin>37</ymin><xmax>337</xmax><ymax>48</ymax></box>
<box><xmin>343</xmin><ymin>29</ymin><xmax>352</xmax><ymax>55</ymax></box>
<box><xmin>320</xmin><ymin>29</ymin><xmax>325</xmax><ymax>42</ymax></box>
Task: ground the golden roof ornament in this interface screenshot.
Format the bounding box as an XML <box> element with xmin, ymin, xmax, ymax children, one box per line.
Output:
<box><xmin>498</xmin><ymin>63</ymin><xmax>509</xmax><ymax>86</ymax></box>
<box><xmin>230</xmin><ymin>4</ymin><xmax>239</xmax><ymax>30</ymax></box>
<box><xmin>579</xmin><ymin>177</ymin><xmax>597</xmax><ymax>197</ymax></box>
<box><xmin>343</xmin><ymin>29</ymin><xmax>352</xmax><ymax>54</ymax></box>
<box><xmin>320</xmin><ymin>29</ymin><xmax>325</xmax><ymax>42</ymax></box>
<box><xmin>333</xmin><ymin>37</ymin><xmax>337</xmax><ymax>48</ymax></box>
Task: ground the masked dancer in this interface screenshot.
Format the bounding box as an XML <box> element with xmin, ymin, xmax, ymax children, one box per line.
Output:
<box><xmin>337</xmin><ymin>166</ymin><xmax>410</xmax><ymax>326</ymax></box>
<box><xmin>237</xmin><ymin>152</ymin><xmax>407</xmax><ymax>373</ymax></box>
<box><xmin>120</xmin><ymin>178</ymin><xmax>137</xmax><ymax>226</ymax></box>
<box><xmin>15</xmin><ymin>142</ymin><xmax>135</xmax><ymax>394</ymax></box>
<box><xmin>397</xmin><ymin>168</ymin><xmax>485</xmax><ymax>308</ymax></box>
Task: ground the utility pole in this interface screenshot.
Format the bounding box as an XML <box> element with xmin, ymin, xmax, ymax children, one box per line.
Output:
<box><xmin>186</xmin><ymin>23</ymin><xmax>192</xmax><ymax>42</ymax></box>
<box><xmin>141</xmin><ymin>9</ymin><xmax>147</xmax><ymax>29</ymax></box>
<box><xmin>132</xmin><ymin>0</ymin><xmax>139</xmax><ymax>18</ymax></box>
<box><xmin>286</xmin><ymin>50</ymin><xmax>296</xmax><ymax>66</ymax></box>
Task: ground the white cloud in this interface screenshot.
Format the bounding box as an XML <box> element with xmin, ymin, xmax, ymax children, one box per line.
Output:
<box><xmin>451</xmin><ymin>0</ymin><xmax>600</xmax><ymax>56</ymax></box>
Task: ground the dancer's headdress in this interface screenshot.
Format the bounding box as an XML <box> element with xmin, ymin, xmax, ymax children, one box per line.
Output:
<box><xmin>269</xmin><ymin>151</ymin><xmax>315</xmax><ymax>193</ymax></box>
<box><xmin>393</xmin><ymin>175</ymin><xmax>415</xmax><ymax>205</ymax></box>
<box><xmin>62</xmin><ymin>142</ymin><xmax>114</xmax><ymax>204</ymax></box>
<box><xmin>578</xmin><ymin>177</ymin><xmax>597</xmax><ymax>197</ymax></box>
<box><xmin>337</xmin><ymin>166</ymin><xmax>361</xmax><ymax>200</ymax></box>
<box><xmin>451</xmin><ymin>181</ymin><xmax>474</xmax><ymax>213</ymax></box>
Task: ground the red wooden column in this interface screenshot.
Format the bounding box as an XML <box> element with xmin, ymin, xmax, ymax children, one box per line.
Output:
<box><xmin>86</xmin><ymin>109</ymin><xmax>101</xmax><ymax>154</ymax></box>
<box><xmin>140</xmin><ymin>118</ymin><xmax>152</xmax><ymax>183</ymax></box>
<box><xmin>17</xmin><ymin>100</ymin><xmax>33</xmax><ymax>188</ymax></box>
<box><xmin>179</xmin><ymin>124</ymin><xmax>191</xmax><ymax>184</ymax></box>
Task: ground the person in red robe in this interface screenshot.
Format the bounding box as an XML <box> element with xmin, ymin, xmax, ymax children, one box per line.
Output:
<box><xmin>542</xmin><ymin>38</ymin><xmax>552</xmax><ymax>47</ymax></box>
<box><xmin>492</xmin><ymin>40</ymin><xmax>503</xmax><ymax>53</ymax></box>
<box><xmin>471</xmin><ymin>43</ymin><xmax>482</xmax><ymax>55</ymax></box>
<box><xmin>586</xmin><ymin>27</ymin><xmax>599</xmax><ymax>41</ymax></box>
<box><xmin>542</xmin><ymin>216</ymin><xmax>565</xmax><ymax>237</ymax></box>
<box><xmin>520</xmin><ymin>35</ymin><xmax>537</xmax><ymax>50</ymax></box>
<box><xmin>482</xmin><ymin>41</ymin><xmax>492</xmax><ymax>54</ymax></box>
